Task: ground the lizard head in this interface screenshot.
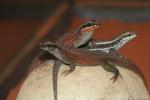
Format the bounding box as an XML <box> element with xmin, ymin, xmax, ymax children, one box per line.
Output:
<box><xmin>120</xmin><ymin>31</ymin><xmax>137</xmax><ymax>41</ymax></box>
<box><xmin>39</xmin><ymin>41</ymin><xmax>58</xmax><ymax>53</ymax></box>
<box><xmin>115</xmin><ymin>31</ymin><xmax>137</xmax><ymax>48</ymax></box>
<box><xmin>80</xmin><ymin>20</ymin><xmax>100</xmax><ymax>33</ymax></box>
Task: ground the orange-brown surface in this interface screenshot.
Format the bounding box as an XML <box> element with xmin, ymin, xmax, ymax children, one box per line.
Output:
<box><xmin>6</xmin><ymin>18</ymin><xmax>150</xmax><ymax>100</ymax></box>
<box><xmin>0</xmin><ymin>19</ymin><xmax>41</xmax><ymax>66</ymax></box>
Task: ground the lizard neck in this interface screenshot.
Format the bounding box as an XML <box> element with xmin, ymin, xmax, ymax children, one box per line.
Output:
<box><xmin>74</xmin><ymin>30</ymin><xmax>94</xmax><ymax>47</ymax></box>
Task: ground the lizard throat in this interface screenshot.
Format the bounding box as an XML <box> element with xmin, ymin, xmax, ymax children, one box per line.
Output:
<box><xmin>74</xmin><ymin>31</ymin><xmax>94</xmax><ymax>47</ymax></box>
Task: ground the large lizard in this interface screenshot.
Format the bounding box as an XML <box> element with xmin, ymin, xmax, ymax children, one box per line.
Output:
<box><xmin>85</xmin><ymin>31</ymin><xmax>136</xmax><ymax>54</ymax></box>
<box><xmin>40</xmin><ymin>41</ymin><xmax>144</xmax><ymax>81</ymax></box>
<box><xmin>39</xmin><ymin>41</ymin><xmax>146</xmax><ymax>100</ymax></box>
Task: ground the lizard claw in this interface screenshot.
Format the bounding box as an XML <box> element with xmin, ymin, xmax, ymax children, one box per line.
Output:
<box><xmin>62</xmin><ymin>65</ymin><xmax>75</xmax><ymax>76</ymax></box>
<box><xmin>88</xmin><ymin>40</ymin><xmax>97</xmax><ymax>48</ymax></box>
<box><xmin>110</xmin><ymin>73</ymin><xmax>123</xmax><ymax>83</ymax></box>
<box><xmin>62</xmin><ymin>70</ymin><xmax>71</xmax><ymax>76</ymax></box>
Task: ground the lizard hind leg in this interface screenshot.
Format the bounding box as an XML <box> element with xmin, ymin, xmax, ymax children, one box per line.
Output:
<box><xmin>101</xmin><ymin>60</ymin><xmax>122</xmax><ymax>83</ymax></box>
<box><xmin>62</xmin><ymin>65</ymin><xmax>76</xmax><ymax>76</ymax></box>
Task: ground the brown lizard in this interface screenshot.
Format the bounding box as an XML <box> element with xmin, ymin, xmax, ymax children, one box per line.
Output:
<box><xmin>40</xmin><ymin>41</ymin><xmax>145</xmax><ymax>82</ymax></box>
<box><xmin>56</xmin><ymin>19</ymin><xmax>100</xmax><ymax>48</ymax></box>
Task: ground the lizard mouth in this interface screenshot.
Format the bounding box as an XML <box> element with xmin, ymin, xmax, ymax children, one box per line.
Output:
<box><xmin>81</xmin><ymin>24</ymin><xmax>100</xmax><ymax>32</ymax></box>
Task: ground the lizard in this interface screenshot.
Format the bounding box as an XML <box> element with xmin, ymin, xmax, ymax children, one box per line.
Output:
<box><xmin>56</xmin><ymin>19</ymin><xmax>100</xmax><ymax>48</ymax></box>
<box><xmin>87</xmin><ymin>31</ymin><xmax>137</xmax><ymax>54</ymax></box>
<box><xmin>40</xmin><ymin>41</ymin><xmax>145</xmax><ymax>82</ymax></box>
<box><xmin>39</xmin><ymin>41</ymin><xmax>146</xmax><ymax>100</ymax></box>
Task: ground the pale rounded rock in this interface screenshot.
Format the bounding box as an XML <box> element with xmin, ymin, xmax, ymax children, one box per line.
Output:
<box><xmin>16</xmin><ymin>60</ymin><xmax>150</xmax><ymax>100</ymax></box>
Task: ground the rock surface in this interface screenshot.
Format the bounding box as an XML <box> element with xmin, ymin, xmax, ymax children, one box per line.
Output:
<box><xmin>17</xmin><ymin>60</ymin><xmax>149</xmax><ymax>100</ymax></box>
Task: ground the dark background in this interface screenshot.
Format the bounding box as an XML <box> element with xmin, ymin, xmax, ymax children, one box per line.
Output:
<box><xmin>0</xmin><ymin>0</ymin><xmax>149</xmax><ymax>100</ymax></box>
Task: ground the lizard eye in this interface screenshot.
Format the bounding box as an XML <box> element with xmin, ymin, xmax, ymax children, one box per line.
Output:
<box><xmin>128</xmin><ymin>33</ymin><xmax>132</xmax><ymax>37</ymax></box>
<box><xmin>80</xmin><ymin>20</ymin><xmax>100</xmax><ymax>30</ymax></box>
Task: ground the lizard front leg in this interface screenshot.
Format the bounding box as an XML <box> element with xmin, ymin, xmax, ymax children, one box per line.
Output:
<box><xmin>88</xmin><ymin>39</ymin><xmax>97</xmax><ymax>48</ymax></box>
<box><xmin>62</xmin><ymin>64</ymin><xmax>76</xmax><ymax>76</ymax></box>
<box><xmin>101</xmin><ymin>60</ymin><xmax>122</xmax><ymax>82</ymax></box>
<box><xmin>52</xmin><ymin>60</ymin><xmax>61</xmax><ymax>100</ymax></box>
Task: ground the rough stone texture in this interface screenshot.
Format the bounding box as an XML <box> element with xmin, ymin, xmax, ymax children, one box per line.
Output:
<box><xmin>17</xmin><ymin>60</ymin><xmax>149</xmax><ymax>100</ymax></box>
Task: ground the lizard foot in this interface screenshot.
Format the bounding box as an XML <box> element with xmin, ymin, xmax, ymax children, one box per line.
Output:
<box><xmin>62</xmin><ymin>70</ymin><xmax>72</xmax><ymax>76</ymax></box>
<box><xmin>102</xmin><ymin>60</ymin><xmax>122</xmax><ymax>82</ymax></box>
<box><xmin>111</xmin><ymin>73</ymin><xmax>123</xmax><ymax>83</ymax></box>
<box><xmin>62</xmin><ymin>65</ymin><xmax>76</xmax><ymax>76</ymax></box>
<box><xmin>88</xmin><ymin>40</ymin><xmax>97</xmax><ymax>48</ymax></box>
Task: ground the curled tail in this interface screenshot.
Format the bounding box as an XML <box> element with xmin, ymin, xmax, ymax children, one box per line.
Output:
<box><xmin>53</xmin><ymin>60</ymin><xmax>61</xmax><ymax>100</ymax></box>
<box><xmin>109</xmin><ymin>56</ymin><xmax>146</xmax><ymax>86</ymax></box>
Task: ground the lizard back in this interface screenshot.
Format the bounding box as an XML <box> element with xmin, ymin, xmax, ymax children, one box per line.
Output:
<box><xmin>56</xmin><ymin>46</ymin><xmax>146</xmax><ymax>85</ymax></box>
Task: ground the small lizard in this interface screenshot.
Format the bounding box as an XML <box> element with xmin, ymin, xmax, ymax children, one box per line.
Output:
<box><xmin>87</xmin><ymin>31</ymin><xmax>136</xmax><ymax>54</ymax></box>
<box><xmin>39</xmin><ymin>41</ymin><xmax>145</xmax><ymax>84</ymax></box>
<box><xmin>39</xmin><ymin>41</ymin><xmax>119</xmax><ymax>80</ymax></box>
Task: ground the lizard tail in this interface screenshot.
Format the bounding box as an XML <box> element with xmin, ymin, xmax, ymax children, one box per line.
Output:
<box><xmin>52</xmin><ymin>60</ymin><xmax>61</xmax><ymax>100</ymax></box>
<box><xmin>109</xmin><ymin>57</ymin><xmax>147</xmax><ymax>87</ymax></box>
